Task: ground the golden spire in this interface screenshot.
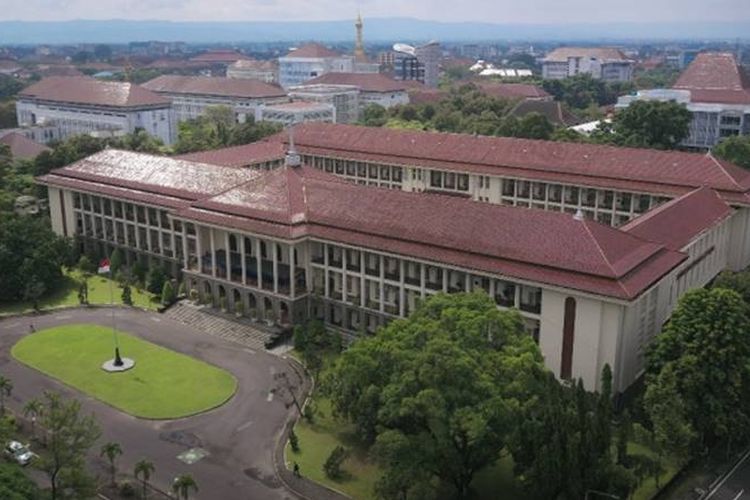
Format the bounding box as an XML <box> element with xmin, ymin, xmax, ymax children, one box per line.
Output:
<box><xmin>354</xmin><ymin>12</ymin><xmax>367</xmax><ymax>62</ymax></box>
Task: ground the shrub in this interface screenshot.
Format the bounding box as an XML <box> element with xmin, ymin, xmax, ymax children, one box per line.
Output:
<box><xmin>304</xmin><ymin>402</ymin><xmax>316</xmax><ymax>424</ymax></box>
<box><xmin>189</xmin><ymin>288</ymin><xmax>199</xmax><ymax>302</ymax></box>
<box><xmin>132</xmin><ymin>261</ymin><xmax>147</xmax><ymax>286</ymax></box>
<box><xmin>219</xmin><ymin>296</ymin><xmax>227</xmax><ymax>312</ymax></box>
<box><xmin>77</xmin><ymin>255</ymin><xmax>96</xmax><ymax>274</ymax></box>
<box><xmin>323</xmin><ymin>445</ymin><xmax>348</xmax><ymax>479</ymax></box>
<box><xmin>118</xmin><ymin>481</ymin><xmax>136</xmax><ymax>498</ymax></box>
<box><xmin>146</xmin><ymin>266</ymin><xmax>167</xmax><ymax>295</ymax></box>
<box><xmin>235</xmin><ymin>301</ymin><xmax>244</xmax><ymax>316</ymax></box>
<box><xmin>121</xmin><ymin>285</ymin><xmax>133</xmax><ymax>306</ymax></box>
<box><xmin>77</xmin><ymin>280</ymin><xmax>89</xmax><ymax>305</ymax></box>
<box><xmin>109</xmin><ymin>248</ymin><xmax>123</xmax><ymax>274</ymax></box>
<box><xmin>161</xmin><ymin>281</ymin><xmax>175</xmax><ymax>306</ymax></box>
<box><xmin>177</xmin><ymin>281</ymin><xmax>187</xmax><ymax>297</ymax></box>
<box><xmin>289</xmin><ymin>428</ymin><xmax>299</xmax><ymax>453</ymax></box>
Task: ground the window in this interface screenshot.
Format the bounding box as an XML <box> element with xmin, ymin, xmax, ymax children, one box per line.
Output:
<box><xmin>430</xmin><ymin>171</ymin><xmax>442</xmax><ymax>188</ymax></box>
<box><xmin>502</xmin><ymin>179</ymin><xmax>515</xmax><ymax>197</ymax></box>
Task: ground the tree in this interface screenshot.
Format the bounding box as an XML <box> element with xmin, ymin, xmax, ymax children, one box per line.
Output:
<box><xmin>361</xmin><ymin>104</ymin><xmax>388</xmax><ymax>127</ymax></box>
<box><xmin>0</xmin><ymin>376</ymin><xmax>12</xmax><ymax>415</ymax></box>
<box><xmin>100</xmin><ymin>442</ymin><xmax>123</xmax><ymax>486</ymax></box>
<box><xmin>109</xmin><ymin>248</ymin><xmax>123</xmax><ymax>275</ymax></box>
<box><xmin>515</xmin><ymin>112</ymin><xmax>555</xmax><ymax>140</ymax></box>
<box><xmin>134</xmin><ymin>459</ymin><xmax>155</xmax><ymax>500</ymax></box>
<box><xmin>293</xmin><ymin>320</ymin><xmax>341</xmax><ymax>378</ymax></box>
<box><xmin>646</xmin><ymin>288</ymin><xmax>750</xmax><ymax>452</ymax></box>
<box><xmin>146</xmin><ymin>266</ymin><xmax>168</xmax><ymax>295</ymax></box>
<box><xmin>611</xmin><ymin>100</ymin><xmax>691</xmax><ymax>149</ymax></box>
<box><xmin>325</xmin><ymin>292</ymin><xmax>545</xmax><ymax>497</ymax></box>
<box><xmin>77</xmin><ymin>279</ymin><xmax>88</xmax><ymax>305</ymax></box>
<box><xmin>713</xmin><ymin>135</ymin><xmax>750</xmax><ymax>169</ymax></box>
<box><xmin>23</xmin><ymin>398</ymin><xmax>44</xmax><ymax>439</ymax></box>
<box><xmin>121</xmin><ymin>285</ymin><xmax>133</xmax><ymax>306</ymax></box>
<box><xmin>161</xmin><ymin>281</ymin><xmax>175</xmax><ymax>306</ymax></box>
<box><xmin>228</xmin><ymin>119</ymin><xmax>282</xmax><ymax>146</ymax></box>
<box><xmin>0</xmin><ymin>462</ymin><xmax>42</xmax><ymax>500</ymax></box>
<box><xmin>713</xmin><ymin>269</ymin><xmax>750</xmax><ymax>303</ymax></box>
<box><xmin>23</xmin><ymin>276</ymin><xmax>46</xmax><ymax>311</ymax></box>
<box><xmin>323</xmin><ymin>445</ymin><xmax>348</xmax><ymax>479</ymax></box>
<box><xmin>38</xmin><ymin>391</ymin><xmax>101</xmax><ymax>500</ymax></box>
<box><xmin>0</xmin><ymin>216</ymin><xmax>72</xmax><ymax>302</ymax></box>
<box><xmin>171</xmin><ymin>474</ymin><xmax>198</xmax><ymax>500</ymax></box>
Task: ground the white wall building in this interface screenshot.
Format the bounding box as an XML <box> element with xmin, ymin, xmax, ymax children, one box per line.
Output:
<box><xmin>300</xmin><ymin>73</ymin><xmax>410</xmax><ymax>117</ymax></box>
<box><xmin>226</xmin><ymin>59</ymin><xmax>278</xmax><ymax>84</ymax></box>
<box><xmin>141</xmin><ymin>75</ymin><xmax>288</xmax><ymax>124</ymax></box>
<box><xmin>542</xmin><ymin>47</ymin><xmax>634</xmax><ymax>82</ymax></box>
<box><xmin>278</xmin><ymin>44</ymin><xmax>354</xmax><ymax>89</ymax></box>
<box><xmin>16</xmin><ymin>76</ymin><xmax>176</xmax><ymax>145</ymax></box>
<box><xmin>287</xmin><ymin>84</ymin><xmax>360</xmax><ymax>124</ymax></box>
<box><xmin>254</xmin><ymin>101</ymin><xmax>335</xmax><ymax>126</ymax></box>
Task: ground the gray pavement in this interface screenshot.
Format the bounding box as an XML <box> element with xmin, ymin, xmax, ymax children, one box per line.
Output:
<box><xmin>0</xmin><ymin>307</ymin><xmax>307</xmax><ymax>500</ymax></box>
<box><xmin>706</xmin><ymin>449</ymin><xmax>750</xmax><ymax>500</ymax></box>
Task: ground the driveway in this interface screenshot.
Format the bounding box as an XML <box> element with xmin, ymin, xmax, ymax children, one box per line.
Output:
<box><xmin>0</xmin><ymin>307</ymin><xmax>306</xmax><ymax>500</ymax></box>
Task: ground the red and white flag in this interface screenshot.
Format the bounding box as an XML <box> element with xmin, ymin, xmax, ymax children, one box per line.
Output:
<box><xmin>97</xmin><ymin>259</ymin><xmax>111</xmax><ymax>274</ymax></box>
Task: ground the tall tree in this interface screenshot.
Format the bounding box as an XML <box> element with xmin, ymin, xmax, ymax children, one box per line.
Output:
<box><xmin>38</xmin><ymin>391</ymin><xmax>101</xmax><ymax>500</ymax></box>
<box><xmin>22</xmin><ymin>398</ymin><xmax>44</xmax><ymax>439</ymax></box>
<box><xmin>0</xmin><ymin>376</ymin><xmax>12</xmax><ymax>415</ymax></box>
<box><xmin>171</xmin><ymin>474</ymin><xmax>198</xmax><ymax>500</ymax></box>
<box><xmin>325</xmin><ymin>292</ymin><xmax>546</xmax><ymax>497</ymax></box>
<box><xmin>646</xmin><ymin>288</ymin><xmax>750</xmax><ymax>451</ymax></box>
<box><xmin>100</xmin><ymin>442</ymin><xmax>123</xmax><ymax>486</ymax></box>
<box><xmin>610</xmin><ymin>100</ymin><xmax>691</xmax><ymax>149</ymax></box>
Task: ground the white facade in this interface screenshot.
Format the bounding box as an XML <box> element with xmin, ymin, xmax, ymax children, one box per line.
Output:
<box><xmin>15</xmin><ymin>99</ymin><xmax>176</xmax><ymax>145</ymax></box>
<box><xmin>152</xmin><ymin>91</ymin><xmax>287</xmax><ymax>124</ymax></box>
<box><xmin>226</xmin><ymin>61</ymin><xmax>278</xmax><ymax>83</ymax></box>
<box><xmin>279</xmin><ymin>56</ymin><xmax>354</xmax><ymax>88</ymax></box>
<box><xmin>287</xmin><ymin>85</ymin><xmax>360</xmax><ymax>124</ymax></box>
<box><xmin>542</xmin><ymin>58</ymin><xmax>633</xmax><ymax>82</ymax></box>
<box><xmin>254</xmin><ymin>102</ymin><xmax>335</xmax><ymax>126</ymax></box>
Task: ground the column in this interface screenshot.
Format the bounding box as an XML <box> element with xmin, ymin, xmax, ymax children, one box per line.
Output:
<box><xmin>255</xmin><ymin>239</ymin><xmax>262</xmax><ymax>289</ymax></box>
<box><xmin>442</xmin><ymin>268</ymin><xmax>448</xmax><ymax>292</ymax></box>
<box><xmin>289</xmin><ymin>244</ymin><xmax>295</xmax><ymax>298</ymax></box>
<box><xmin>241</xmin><ymin>236</ymin><xmax>247</xmax><ymax>286</ymax></box>
<box><xmin>225</xmin><ymin>232</ymin><xmax>231</xmax><ymax>280</ymax></box>
<box><xmin>360</xmin><ymin>251</ymin><xmax>366</xmax><ymax>308</ymax></box>
<box><xmin>209</xmin><ymin>228</ymin><xmax>216</xmax><ymax>278</ymax></box>
<box><xmin>399</xmin><ymin>260</ymin><xmax>405</xmax><ymax>316</ymax></box>
<box><xmin>272</xmin><ymin>242</ymin><xmax>279</xmax><ymax>294</ymax></box>
<box><xmin>379</xmin><ymin>255</ymin><xmax>385</xmax><ymax>313</ymax></box>
<box><xmin>342</xmin><ymin>249</ymin><xmax>348</xmax><ymax>303</ymax></box>
<box><xmin>181</xmin><ymin>223</ymin><xmax>188</xmax><ymax>270</ymax></box>
<box><xmin>196</xmin><ymin>227</ymin><xmax>203</xmax><ymax>273</ymax></box>
<box><xmin>324</xmin><ymin>244</ymin><xmax>329</xmax><ymax>297</ymax></box>
<box><xmin>420</xmin><ymin>263</ymin><xmax>426</xmax><ymax>298</ymax></box>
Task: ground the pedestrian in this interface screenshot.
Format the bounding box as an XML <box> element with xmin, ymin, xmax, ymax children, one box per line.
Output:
<box><xmin>293</xmin><ymin>461</ymin><xmax>300</xmax><ymax>478</ymax></box>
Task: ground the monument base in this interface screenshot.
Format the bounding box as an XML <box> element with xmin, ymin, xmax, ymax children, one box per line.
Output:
<box><xmin>101</xmin><ymin>358</ymin><xmax>135</xmax><ymax>373</ymax></box>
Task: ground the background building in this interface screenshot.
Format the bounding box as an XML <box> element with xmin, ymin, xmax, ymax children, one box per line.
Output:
<box><xmin>226</xmin><ymin>59</ymin><xmax>278</xmax><ymax>83</ymax></box>
<box><xmin>142</xmin><ymin>75</ymin><xmax>287</xmax><ymax>123</ymax></box>
<box><xmin>254</xmin><ymin>101</ymin><xmax>335</xmax><ymax>126</ymax></box>
<box><xmin>301</xmin><ymin>72</ymin><xmax>409</xmax><ymax>113</ymax></box>
<box><xmin>542</xmin><ymin>47</ymin><xmax>634</xmax><ymax>82</ymax></box>
<box><xmin>392</xmin><ymin>41</ymin><xmax>441</xmax><ymax>88</ymax></box>
<box><xmin>16</xmin><ymin>76</ymin><xmax>176</xmax><ymax>144</ymax></box>
<box><xmin>287</xmin><ymin>84</ymin><xmax>360</xmax><ymax>124</ymax></box>
<box><xmin>278</xmin><ymin>43</ymin><xmax>354</xmax><ymax>88</ymax></box>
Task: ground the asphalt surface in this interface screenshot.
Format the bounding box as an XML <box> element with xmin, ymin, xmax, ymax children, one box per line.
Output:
<box><xmin>0</xmin><ymin>307</ymin><xmax>305</xmax><ymax>500</ymax></box>
<box><xmin>706</xmin><ymin>449</ymin><xmax>750</xmax><ymax>500</ymax></box>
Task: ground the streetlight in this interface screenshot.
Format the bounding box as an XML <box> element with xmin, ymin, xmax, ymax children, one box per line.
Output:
<box><xmin>585</xmin><ymin>490</ymin><xmax>620</xmax><ymax>500</ymax></box>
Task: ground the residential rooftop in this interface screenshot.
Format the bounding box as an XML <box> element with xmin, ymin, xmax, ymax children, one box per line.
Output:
<box><xmin>284</xmin><ymin>43</ymin><xmax>342</xmax><ymax>59</ymax></box>
<box><xmin>19</xmin><ymin>76</ymin><xmax>171</xmax><ymax>108</ymax></box>
<box><xmin>543</xmin><ymin>47</ymin><xmax>631</xmax><ymax>62</ymax></box>
<box><xmin>142</xmin><ymin>75</ymin><xmax>286</xmax><ymax>99</ymax></box>
<box><xmin>303</xmin><ymin>72</ymin><xmax>408</xmax><ymax>93</ymax></box>
<box><xmin>673</xmin><ymin>52</ymin><xmax>750</xmax><ymax>104</ymax></box>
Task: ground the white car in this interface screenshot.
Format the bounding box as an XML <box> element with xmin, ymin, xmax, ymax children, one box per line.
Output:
<box><xmin>4</xmin><ymin>440</ymin><xmax>36</xmax><ymax>466</ymax></box>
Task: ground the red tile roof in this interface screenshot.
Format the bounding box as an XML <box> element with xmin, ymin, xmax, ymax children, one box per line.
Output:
<box><xmin>285</xmin><ymin>43</ymin><xmax>341</xmax><ymax>59</ymax></box>
<box><xmin>621</xmin><ymin>187</ymin><xmax>732</xmax><ymax>251</ymax></box>
<box><xmin>0</xmin><ymin>132</ymin><xmax>51</xmax><ymax>160</ymax></box>
<box><xmin>175</xmin><ymin>166</ymin><xmax>686</xmax><ymax>300</ymax></box>
<box><xmin>142</xmin><ymin>75</ymin><xmax>286</xmax><ymax>99</ymax></box>
<box><xmin>19</xmin><ymin>76</ymin><xmax>171</xmax><ymax>108</ymax></box>
<box><xmin>303</xmin><ymin>73</ymin><xmax>407</xmax><ymax>92</ymax></box>
<box><xmin>472</xmin><ymin>82</ymin><xmax>551</xmax><ymax>100</ymax></box>
<box><xmin>190</xmin><ymin>50</ymin><xmax>249</xmax><ymax>63</ymax></box>
<box><xmin>285</xmin><ymin>123</ymin><xmax>750</xmax><ymax>205</ymax></box>
<box><xmin>544</xmin><ymin>47</ymin><xmax>631</xmax><ymax>62</ymax></box>
<box><xmin>175</xmin><ymin>136</ymin><xmax>286</xmax><ymax>167</ymax></box>
<box><xmin>673</xmin><ymin>52</ymin><xmax>750</xmax><ymax>104</ymax></box>
<box><xmin>37</xmin><ymin>152</ymin><xmax>687</xmax><ymax>300</ymax></box>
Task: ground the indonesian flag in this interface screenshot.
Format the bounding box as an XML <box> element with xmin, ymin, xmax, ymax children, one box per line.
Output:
<box><xmin>97</xmin><ymin>259</ymin><xmax>111</xmax><ymax>274</ymax></box>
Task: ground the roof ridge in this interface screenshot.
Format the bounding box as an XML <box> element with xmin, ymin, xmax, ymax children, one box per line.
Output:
<box><xmin>580</xmin><ymin>219</ymin><xmax>620</xmax><ymax>278</ymax></box>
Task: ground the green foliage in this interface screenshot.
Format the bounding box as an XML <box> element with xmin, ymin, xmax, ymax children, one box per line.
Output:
<box><xmin>76</xmin><ymin>255</ymin><xmax>95</xmax><ymax>274</ymax></box>
<box><xmin>118</xmin><ymin>481</ymin><xmax>136</xmax><ymax>498</ymax></box>
<box><xmin>177</xmin><ymin>280</ymin><xmax>187</xmax><ymax>297</ymax></box>
<box><xmin>0</xmin><ymin>74</ymin><xmax>23</xmax><ymax>100</ymax></box>
<box><xmin>609</xmin><ymin>100</ymin><xmax>691</xmax><ymax>149</ymax></box>
<box><xmin>323</xmin><ymin>445</ymin><xmax>348</xmax><ymax>479</ymax></box>
<box><xmin>173</xmin><ymin>107</ymin><xmax>281</xmax><ymax>154</ymax></box>
<box><xmin>289</xmin><ymin>428</ymin><xmax>299</xmax><ymax>452</ymax></box>
<box><xmin>713</xmin><ymin>269</ymin><xmax>750</xmax><ymax>303</ymax></box>
<box><xmin>77</xmin><ymin>279</ymin><xmax>88</xmax><ymax>305</ymax></box>
<box><xmin>132</xmin><ymin>261</ymin><xmax>147</xmax><ymax>286</ymax></box>
<box><xmin>146</xmin><ymin>266</ymin><xmax>168</xmax><ymax>295</ymax></box>
<box><xmin>361</xmin><ymin>104</ymin><xmax>388</xmax><ymax>127</ymax></box>
<box><xmin>172</xmin><ymin>474</ymin><xmax>198</xmax><ymax>500</ymax></box>
<box><xmin>0</xmin><ymin>101</ymin><xmax>16</xmax><ymax>128</ymax></box>
<box><xmin>324</xmin><ymin>292</ymin><xmax>545</xmax><ymax>496</ymax></box>
<box><xmin>134</xmin><ymin>459</ymin><xmax>155</xmax><ymax>500</ymax></box>
<box><xmin>109</xmin><ymin>248</ymin><xmax>123</xmax><ymax>274</ymax></box>
<box><xmin>542</xmin><ymin>74</ymin><xmax>633</xmax><ymax>109</ymax></box>
<box><xmin>38</xmin><ymin>391</ymin><xmax>101</xmax><ymax>500</ymax></box>
<box><xmin>713</xmin><ymin>135</ymin><xmax>750</xmax><ymax>169</ymax></box>
<box><xmin>633</xmin><ymin>65</ymin><xmax>681</xmax><ymax>90</ymax></box>
<box><xmin>646</xmin><ymin>288</ymin><xmax>750</xmax><ymax>452</ymax></box>
<box><xmin>161</xmin><ymin>281</ymin><xmax>175</xmax><ymax>306</ymax></box>
<box><xmin>0</xmin><ymin>216</ymin><xmax>72</xmax><ymax>302</ymax></box>
<box><xmin>293</xmin><ymin>320</ymin><xmax>341</xmax><ymax>377</ymax></box>
<box><xmin>0</xmin><ymin>462</ymin><xmax>42</xmax><ymax>500</ymax></box>
<box><xmin>100</xmin><ymin>441</ymin><xmax>123</xmax><ymax>486</ymax></box>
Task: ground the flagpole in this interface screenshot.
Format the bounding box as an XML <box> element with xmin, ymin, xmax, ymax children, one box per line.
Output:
<box><xmin>102</xmin><ymin>259</ymin><xmax>123</xmax><ymax>367</ymax></box>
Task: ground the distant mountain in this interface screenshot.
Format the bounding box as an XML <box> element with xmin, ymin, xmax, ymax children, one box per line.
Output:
<box><xmin>1</xmin><ymin>18</ymin><xmax>749</xmax><ymax>44</ymax></box>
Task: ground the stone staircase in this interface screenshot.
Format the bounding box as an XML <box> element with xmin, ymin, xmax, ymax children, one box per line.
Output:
<box><xmin>164</xmin><ymin>301</ymin><xmax>284</xmax><ymax>350</ymax></box>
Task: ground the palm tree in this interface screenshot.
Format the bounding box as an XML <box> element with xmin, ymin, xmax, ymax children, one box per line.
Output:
<box><xmin>22</xmin><ymin>399</ymin><xmax>44</xmax><ymax>439</ymax></box>
<box><xmin>172</xmin><ymin>474</ymin><xmax>198</xmax><ymax>500</ymax></box>
<box><xmin>100</xmin><ymin>442</ymin><xmax>123</xmax><ymax>486</ymax></box>
<box><xmin>0</xmin><ymin>376</ymin><xmax>13</xmax><ymax>415</ymax></box>
<box><xmin>134</xmin><ymin>459</ymin><xmax>155</xmax><ymax>500</ymax></box>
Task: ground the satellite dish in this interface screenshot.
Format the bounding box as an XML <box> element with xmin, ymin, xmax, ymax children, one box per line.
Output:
<box><xmin>393</xmin><ymin>43</ymin><xmax>416</xmax><ymax>56</ymax></box>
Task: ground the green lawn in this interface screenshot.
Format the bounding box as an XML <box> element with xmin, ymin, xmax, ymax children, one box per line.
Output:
<box><xmin>11</xmin><ymin>324</ymin><xmax>237</xmax><ymax>419</ymax></box>
<box><xmin>629</xmin><ymin>442</ymin><xmax>681</xmax><ymax>500</ymax></box>
<box><xmin>285</xmin><ymin>396</ymin><xmax>523</xmax><ymax>500</ymax></box>
<box><xmin>0</xmin><ymin>269</ymin><xmax>159</xmax><ymax>316</ymax></box>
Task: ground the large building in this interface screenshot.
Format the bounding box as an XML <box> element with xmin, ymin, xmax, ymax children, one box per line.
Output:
<box><xmin>542</xmin><ymin>47</ymin><xmax>634</xmax><ymax>82</ymax></box>
<box><xmin>278</xmin><ymin>44</ymin><xmax>354</xmax><ymax>89</ymax></box>
<box><xmin>301</xmin><ymin>73</ymin><xmax>410</xmax><ymax>113</ymax></box>
<box><xmin>617</xmin><ymin>52</ymin><xmax>750</xmax><ymax>149</ymax></box>
<box><xmin>286</xmin><ymin>84</ymin><xmax>360</xmax><ymax>124</ymax></box>
<box><xmin>226</xmin><ymin>59</ymin><xmax>278</xmax><ymax>84</ymax></box>
<box><xmin>254</xmin><ymin>101</ymin><xmax>336</xmax><ymax>126</ymax></box>
<box><xmin>141</xmin><ymin>75</ymin><xmax>287</xmax><ymax>123</ymax></box>
<box><xmin>39</xmin><ymin>124</ymin><xmax>750</xmax><ymax>394</ymax></box>
<box><xmin>16</xmin><ymin>76</ymin><xmax>176</xmax><ymax>145</ymax></box>
<box><xmin>392</xmin><ymin>42</ymin><xmax>442</xmax><ymax>88</ymax></box>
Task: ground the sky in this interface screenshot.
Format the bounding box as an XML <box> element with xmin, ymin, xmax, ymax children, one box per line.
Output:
<box><xmin>1</xmin><ymin>0</ymin><xmax>749</xmax><ymax>24</ymax></box>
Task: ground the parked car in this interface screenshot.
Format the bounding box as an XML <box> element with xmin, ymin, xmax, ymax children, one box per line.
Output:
<box><xmin>4</xmin><ymin>440</ymin><xmax>36</xmax><ymax>466</ymax></box>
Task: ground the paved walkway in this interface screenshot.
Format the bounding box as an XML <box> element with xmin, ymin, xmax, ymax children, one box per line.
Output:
<box><xmin>165</xmin><ymin>301</ymin><xmax>278</xmax><ymax>350</ymax></box>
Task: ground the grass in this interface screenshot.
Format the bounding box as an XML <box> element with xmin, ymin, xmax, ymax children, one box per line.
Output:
<box><xmin>11</xmin><ymin>324</ymin><xmax>237</xmax><ymax>419</ymax></box>
<box><xmin>629</xmin><ymin>442</ymin><xmax>681</xmax><ymax>500</ymax></box>
<box><xmin>284</xmin><ymin>395</ymin><xmax>523</xmax><ymax>500</ymax></box>
<box><xmin>0</xmin><ymin>268</ymin><xmax>159</xmax><ymax>316</ymax></box>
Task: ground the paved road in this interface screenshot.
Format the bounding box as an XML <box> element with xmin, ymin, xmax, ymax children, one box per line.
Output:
<box><xmin>0</xmin><ymin>308</ymin><xmax>305</xmax><ymax>500</ymax></box>
<box><xmin>706</xmin><ymin>449</ymin><xmax>750</xmax><ymax>500</ymax></box>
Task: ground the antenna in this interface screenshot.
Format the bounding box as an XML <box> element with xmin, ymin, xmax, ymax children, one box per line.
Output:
<box><xmin>285</xmin><ymin>122</ymin><xmax>301</xmax><ymax>168</ymax></box>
